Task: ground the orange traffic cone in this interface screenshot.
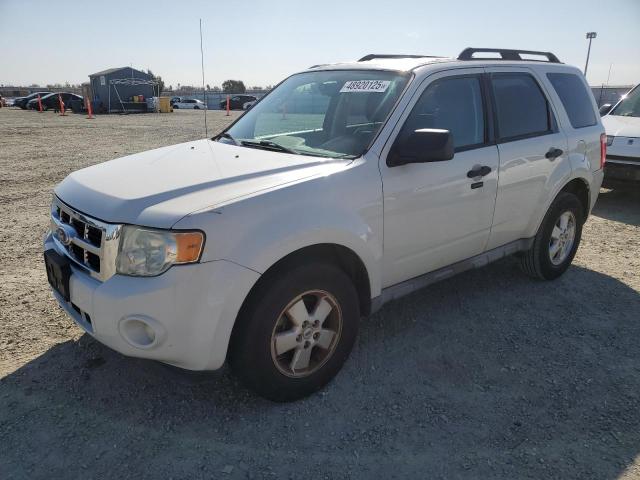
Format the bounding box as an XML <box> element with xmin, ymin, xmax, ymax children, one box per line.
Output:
<box><xmin>58</xmin><ymin>94</ymin><xmax>66</xmax><ymax>116</ymax></box>
<box><xmin>86</xmin><ymin>98</ymin><xmax>94</xmax><ymax>119</ymax></box>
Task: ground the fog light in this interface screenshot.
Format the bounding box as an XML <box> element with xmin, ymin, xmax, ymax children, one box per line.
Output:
<box><xmin>118</xmin><ymin>316</ymin><xmax>165</xmax><ymax>349</ymax></box>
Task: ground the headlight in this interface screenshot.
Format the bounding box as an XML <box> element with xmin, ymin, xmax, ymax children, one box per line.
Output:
<box><xmin>116</xmin><ymin>226</ymin><xmax>204</xmax><ymax>276</ymax></box>
<box><xmin>606</xmin><ymin>135</ymin><xmax>615</xmax><ymax>146</ymax></box>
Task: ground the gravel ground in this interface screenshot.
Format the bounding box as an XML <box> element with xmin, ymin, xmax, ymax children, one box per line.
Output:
<box><xmin>1</xmin><ymin>107</ymin><xmax>639</xmax><ymax>479</ymax></box>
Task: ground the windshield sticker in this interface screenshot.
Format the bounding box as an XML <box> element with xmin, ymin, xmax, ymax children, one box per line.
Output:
<box><xmin>340</xmin><ymin>80</ymin><xmax>391</xmax><ymax>93</ymax></box>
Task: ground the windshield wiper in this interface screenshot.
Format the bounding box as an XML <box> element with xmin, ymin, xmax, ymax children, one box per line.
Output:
<box><xmin>240</xmin><ymin>140</ymin><xmax>297</xmax><ymax>154</ymax></box>
<box><xmin>295</xmin><ymin>151</ymin><xmax>355</xmax><ymax>159</ymax></box>
<box><xmin>215</xmin><ymin>132</ymin><xmax>238</xmax><ymax>145</ymax></box>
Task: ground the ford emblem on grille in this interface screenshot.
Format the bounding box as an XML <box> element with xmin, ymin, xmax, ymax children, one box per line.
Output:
<box><xmin>55</xmin><ymin>224</ymin><xmax>77</xmax><ymax>246</ymax></box>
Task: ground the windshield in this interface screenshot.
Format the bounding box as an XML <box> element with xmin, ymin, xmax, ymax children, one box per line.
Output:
<box><xmin>219</xmin><ymin>70</ymin><xmax>410</xmax><ymax>159</ymax></box>
<box><xmin>610</xmin><ymin>84</ymin><xmax>640</xmax><ymax>117</ymax></box>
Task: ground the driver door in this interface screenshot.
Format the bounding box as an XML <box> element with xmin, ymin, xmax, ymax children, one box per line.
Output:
<box><xmin>380</xmin><ymin>69</ymin><xmax>499</xmax><ymax>287</ymax></box>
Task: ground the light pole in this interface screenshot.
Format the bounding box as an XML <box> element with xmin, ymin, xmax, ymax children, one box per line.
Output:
<box><xmin>584</xmin><ymin>32</ymin><xmax>597</xmax><ymax>77</ymax></box>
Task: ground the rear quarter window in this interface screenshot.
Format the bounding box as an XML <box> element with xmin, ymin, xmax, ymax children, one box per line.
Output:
<box><xmin>547</xmin><ymin>73</ymin><xmax>597</xmax><ymax>129</ymax></box>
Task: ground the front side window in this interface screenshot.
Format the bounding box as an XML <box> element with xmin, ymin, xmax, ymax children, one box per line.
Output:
<box><xmin>399</xmin><ymin>75</ymin><xmax>485</xmax><ymax>150</ymax></box>
<box><xmin>220</xmin><ymin>70</ymin><xmax>410</xmax><ymax>159</ymax></box>
<box><xmin>491</xmin><ymin>73</ymin><xmax>554</xmax><ymax>141</ymax></box>
<box><xmin>610</xmin><ymin>84</ymin><xmax>640</xmax><ymax>118</ymax></box>
<box><xmin>546</xmin><ymin>72</ymin><xmax>597</xmax><ymax>128</ymax></box>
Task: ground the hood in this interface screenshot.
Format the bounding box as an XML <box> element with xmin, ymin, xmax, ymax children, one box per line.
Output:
<box><xmin>55</xmin><ymin>139</ymin><xmax>349</xmax><ymax>228</ymax></box>
<box><xmin>602</xmin><ymin>114</ymin><xmax>640</xmax><ymax>138</ymax></box>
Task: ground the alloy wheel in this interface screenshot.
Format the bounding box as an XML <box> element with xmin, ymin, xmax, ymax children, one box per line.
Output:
<box><xmin>270</xmin><ymin>290</ymin><xmax>342</xmax><ymax>378</ymax></box>
<box><xmin>549</xmin><ymin>211</ymin><xmax>576</xmax><ymax>265</ymax></box>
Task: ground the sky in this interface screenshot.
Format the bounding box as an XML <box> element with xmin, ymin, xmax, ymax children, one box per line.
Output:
<box><xmin>1</xmin><ymin>0</ymin><xmax>639</xmax><ymax>88</ymax></box>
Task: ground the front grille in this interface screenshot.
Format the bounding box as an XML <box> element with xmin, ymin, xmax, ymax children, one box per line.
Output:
<box><xmin>54</xmin><ymin>203</ymin><xmax>103</xmax><ymax>273</ymax></box>
<box><xmin>50</xmin><ymin>198</ymin><xmax>122</xmax><ymax>282</ymax></box>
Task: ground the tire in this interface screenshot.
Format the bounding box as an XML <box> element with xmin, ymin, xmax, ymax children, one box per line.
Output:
<box><xmin>194</xmin><ymin>106</ymin><xmax>199</xmax><ymax>110</ymax></box>
<box><xmin>229</xmin><ymin>262</ymin><xmax>360</xmax><ymax>402</ymax></box>
<box><xmin>173</xmin><ymin>105</ymin><xmax>179</xmax><ymax>109</ymax></box>
<box><xmin>519</xmin><ymin>192</ymin><xmax>584</xmax><ymax>280</ymax></box>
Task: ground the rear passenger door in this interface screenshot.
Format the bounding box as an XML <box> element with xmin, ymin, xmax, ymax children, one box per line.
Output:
<box><xmin>484</xmin><ymin>67</ymin><xmax>570</xmax><ymax>250</ymax></box>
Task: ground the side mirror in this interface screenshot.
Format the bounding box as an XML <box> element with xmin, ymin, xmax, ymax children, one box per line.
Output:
<box><xmin>599</xmin><ymin>104</ymin><xmax>613</xmax><ymax>116</ymax></box>
<box><xmin>387</xmin><ymin>128</ymin><xmax>454</xmax><ymax>167</ymax></box>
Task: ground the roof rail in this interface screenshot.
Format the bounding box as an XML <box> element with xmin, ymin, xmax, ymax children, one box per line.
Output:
<box><xmin>457</xmin><ymin>48</ymin><xmax>561</xmax><ymax>63</ymax></box>
<box><xmin>358</xmin><ymin>54</ymin><xmax>443</xmax><ymax>62</ymax></box>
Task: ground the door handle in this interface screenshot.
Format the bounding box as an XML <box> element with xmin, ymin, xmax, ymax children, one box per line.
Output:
<box><xmin>545</xmin><ymin>147</ymin><xmax>563</xmax><ymax>160</ymax></box>
<box><xmin>466</xmin><ymin>165</ymin><xmax>492</xmax><ymax>178</ymax></box>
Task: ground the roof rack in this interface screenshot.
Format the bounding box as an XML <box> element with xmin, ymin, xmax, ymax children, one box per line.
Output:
<box><xmin>457</xmin><ymin>48</ymin><xmax>561</xmax><ymax>63</ymax></box>
<box><xmin>358</xmin><ymin>54</ymin><xmax>443</xmax><ymax>62</ymax></box>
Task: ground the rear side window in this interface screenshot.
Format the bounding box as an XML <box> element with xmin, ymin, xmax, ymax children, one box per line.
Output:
<box><xmin>547</xmin><ymin>73</ymin><xmax>597</xmax><ymax>128</ymax></box>
<box><xmin>491</xmin><ymin>73</ymin><xmax>554</xmax><ymax>141</ymax></box>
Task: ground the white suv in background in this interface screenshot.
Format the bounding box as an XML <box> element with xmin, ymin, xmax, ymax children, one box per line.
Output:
<box><xmin>600</xmin><ymin>83</ymin><xmax>640</xmax><ymax>188</ymax></box>
<box><xmin>173</xmin><ymin>98</ymin><xmax>205</xmax><ymax>109</ymax></box>
<box><xmin>45</xmin><ymin>48</ymin><xmax>604</xmax><ymax>401</ymax></box>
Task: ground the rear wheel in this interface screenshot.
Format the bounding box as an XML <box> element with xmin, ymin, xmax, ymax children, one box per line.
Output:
<box><xmin>520</xmin><ymin>192</ymin><xmax>584</xmax><ymax>280</ymax></box>
<box><xmin>229</xmin><ymin>262</ymin><xmax>359</xmax><ymax>402</ymax></box>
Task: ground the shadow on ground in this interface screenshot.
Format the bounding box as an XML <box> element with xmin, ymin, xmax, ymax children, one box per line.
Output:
<box><xmin>2</xmin><ymin>259</ymin><xmax>640</xmax><ymax>479</ymax></box>
<box><xmin>592</xmin><ymin>187</ymin><xmax>640</xmax><ymax>226</ymax></box>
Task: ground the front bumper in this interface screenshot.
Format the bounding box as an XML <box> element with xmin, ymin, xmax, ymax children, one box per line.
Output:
<box><xmin>603</xmin><ymin>161</ymin><xmax>640</xmax><ymax>188</ymax></box>
<box><xmin>45</xmin><ymin>233</ymin><xmax>260</xmax><ymax>370</ymax></box>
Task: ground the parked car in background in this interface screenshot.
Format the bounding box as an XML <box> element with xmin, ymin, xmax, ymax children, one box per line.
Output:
<box><xmin>14</xmin><ymin>91</ymin><xmax>53</xmax><ymax>109</ymax></box>
<box><xmin>242</xmin><ymin>99</ymin><xmax>257</xmax><ymax>110</ymax></box>
<box><xmin>601</xmin><ymin>83</ymin><xmax>640</xmax><ymax>188</ymax></box>
<box><xmin>45</xmin><ymin>48</ymin><xmax>604</xmax><ymax>402</ymax></box>
<box><xmin>172</xmin><ymin>98</ymin><xmax>205</xmax><ymax>109</ymax></box>
<box><xmin>27</xmin><ymin>93</ymin><xmax>83</xmax><ymax>111</ymax></box>
<box><xmin>219</xmin><ymin>94</ymin><xmax>257</xmax><ymax>110</ymax></box>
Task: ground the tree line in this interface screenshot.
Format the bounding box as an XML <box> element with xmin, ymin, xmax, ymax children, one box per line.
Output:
<box><xmin>10</xmin><ymin>76</ymin><xmax>271</xmax><ymax>95</ymax></box>
<box><xmin>169</xmin><ymin>80</ymin><xmax>272</xmax><ymax>93</ymax></box>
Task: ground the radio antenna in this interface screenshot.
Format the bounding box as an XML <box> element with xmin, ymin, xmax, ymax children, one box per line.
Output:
<box><xmin>199</xmin><ymin>18</ymin><xmax>208</xmax><ymax>137</ymax></box>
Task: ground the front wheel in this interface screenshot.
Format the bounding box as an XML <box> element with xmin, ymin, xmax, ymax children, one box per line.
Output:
<box><xmin>229</xmin><ymin>262</ymin><xmax>359</xmax><ymax>402</ymax></box>
<box><xmin>519</xmin><ymin>192</ymin><xmax>584</xmax><ymax>280</ymax></box>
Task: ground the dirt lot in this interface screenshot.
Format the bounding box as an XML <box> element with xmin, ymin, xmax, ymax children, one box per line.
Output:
<box><xmin>1</xmin><ymin>107</ymin><xmax>639</xmax><ymax>479</ymax></box>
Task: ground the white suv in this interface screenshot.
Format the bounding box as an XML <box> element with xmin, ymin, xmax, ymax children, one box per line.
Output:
<box><xmin>45</xmin><ymin>48</ymin><xmax>605</xmax><ymax>401</ymax></box>
<box><xmin>173</xmin><ymin>98</ymin><xmax>205</xmax><ymax>109</ymax></box>
<box><xmin>600</xmin><ymin>83</ymin><xmax>640</xmax><ymax>188</ymax></box>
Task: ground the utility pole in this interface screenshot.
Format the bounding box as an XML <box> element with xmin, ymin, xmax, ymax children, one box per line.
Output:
<box><xmin>584</xmin><ymin>32</ymin><xmax>597</xmax><ymax>77</ymax></box>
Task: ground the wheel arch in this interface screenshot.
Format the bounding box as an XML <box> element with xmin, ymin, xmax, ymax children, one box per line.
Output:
<box><xmin>559</xmin><ymin>177</ymin><xmax>590</xmax><ymax>219</ymax></box>
<box><xmin>227</xmin><ymin>243</ymin><xmax>372</xmax><ymax>363</ymax></box>
<box><xmin>528</xmin><ymin>174</ymin><xmax>592</xmax><ymax>237</ymax></box>
<box><xmin>243</xmin><ymin>243</ymin><xmax>371</xmax><ymax>318</ymax></box>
